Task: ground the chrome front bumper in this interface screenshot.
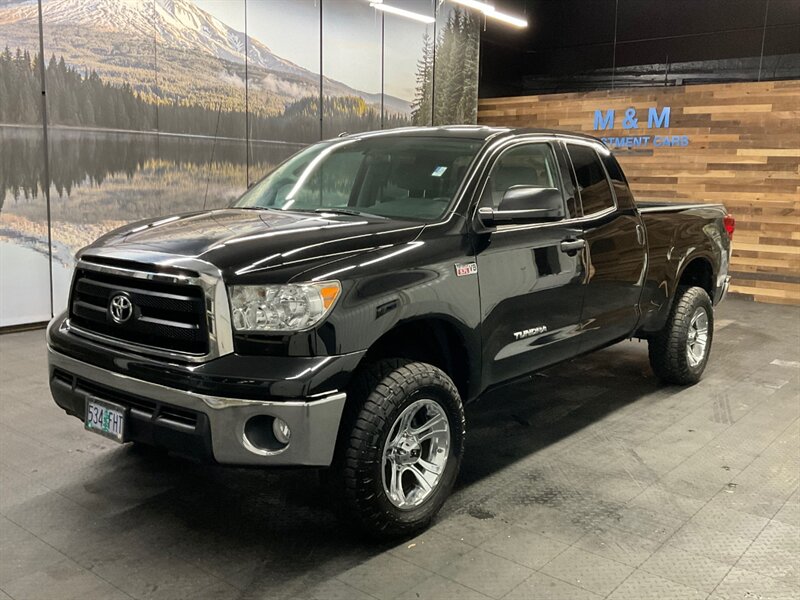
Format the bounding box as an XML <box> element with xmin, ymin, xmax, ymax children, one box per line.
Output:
<box><xmin>48</xmin><ymin>347</ymin><xmax>347</xmax><ymax>466</ymax></box>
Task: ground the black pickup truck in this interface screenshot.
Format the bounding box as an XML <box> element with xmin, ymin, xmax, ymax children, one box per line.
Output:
<box><xmin>47</xmin><ymin>126</ymin><xmax>734</xmax><ymax>537</ymax></box>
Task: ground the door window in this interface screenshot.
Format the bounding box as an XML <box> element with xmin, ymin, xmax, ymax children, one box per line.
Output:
<box><xmin>482</xmin><ymin>143</ymin><xmax>562</xmax><ymax>209</ymax></box>
<box><xmin>567</xmin><ymin>144</ymin><xmax>615</xmax><ymax>216</ymax></box>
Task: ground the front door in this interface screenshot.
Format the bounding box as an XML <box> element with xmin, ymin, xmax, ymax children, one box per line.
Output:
<box><xmin>474</xmin><ymin>141</ymin><xmax>587</xmax><ymax>388</ymax></box>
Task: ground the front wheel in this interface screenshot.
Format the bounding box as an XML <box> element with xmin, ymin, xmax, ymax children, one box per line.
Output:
<box><xmin>333</xmin><ymin>359</ymin><xmax>465</xmax><ymax>539</ymax></box>
<box><xmin>648</xmin><ymin>286</ymin><xmax>714</xmax><ymax>385</ymax></box>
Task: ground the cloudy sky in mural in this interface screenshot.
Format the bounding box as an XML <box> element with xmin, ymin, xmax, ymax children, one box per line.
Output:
<box><xmin>194</xmin><ymin>0</ymin><xmax>430</xmax><ymax>101</ymax></box>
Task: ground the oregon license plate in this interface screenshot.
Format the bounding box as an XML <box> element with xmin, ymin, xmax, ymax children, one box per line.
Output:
<box><xmin>85</xmin><ymin>398</ymin><xmax>126</xmax><ymax>443</ymax></box>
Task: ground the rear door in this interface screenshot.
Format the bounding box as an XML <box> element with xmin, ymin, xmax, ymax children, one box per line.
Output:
<box><xmin>564</xmin><ymin>142</ymin><xmax>647</xmax><ymax>351</ymax></box>
<box><xmin>474</xmin><ymin>140</ymin><xmax>587</xmax><ymax>387</ymax></box>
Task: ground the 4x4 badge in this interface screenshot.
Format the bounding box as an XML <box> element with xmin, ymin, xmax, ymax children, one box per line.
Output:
<box><xmin>454</xmin><ymin>262</ymin><xmax>478</xmax><ymax>277</ymax></box>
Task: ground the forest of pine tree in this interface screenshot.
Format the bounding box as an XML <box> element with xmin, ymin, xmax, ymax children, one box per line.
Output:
<box><xmin>0</xmin><ymin>47</ymin><xmax>410</xmax><ymax>143</ymax></box>
<box><xmin>1</xmin><ymin>8</ymin><xmax>479</xmax><ymax>139</ymax></box>
<box><xmin>0</xmin><ymin>48</ymin><xmax>42</xmax><ymax>125</ymax></box>
<box><xmin>411</xmin><ymin>7</ymin><xmax>480</xmax><ymax>127</ymax></box>
<box><xmin>1</xmin><ymin>14</ymin><xmax>480</xmax><ymax>208</ymax></box>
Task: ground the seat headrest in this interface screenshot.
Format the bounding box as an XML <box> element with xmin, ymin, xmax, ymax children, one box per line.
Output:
<box><xmin>494</xmin><ymin>166</ymin><xmax>542</xmax><ymax>190</ymax></box>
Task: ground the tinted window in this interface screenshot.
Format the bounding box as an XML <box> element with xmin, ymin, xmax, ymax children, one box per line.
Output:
<box><xmin>601</xmin><ymin>153</ymin><xmax>635</xmax><ymax>207</ymax></box>
<box><xmin>235</xmin><ymin>137</ymin><xmax>482</xmax><ymax>222</ymax></box>
<box><xmin>483</xmin><ymin>143</ymin><xmax>562</xmax><ymax>209</ymax></box>
<box><xmin>288</xmin><ymin>151</ymin><xmax>362</xmax><ymax>209</ymax></box>
<box><xmin>602</xmin><ymin>153</ymin><xmax>626</xmax><ymax>184</ymax></box>
<box><xmin>567</xmin><ymin>144</ymin><xmax>615</xmax><ymax>215</ymax></box>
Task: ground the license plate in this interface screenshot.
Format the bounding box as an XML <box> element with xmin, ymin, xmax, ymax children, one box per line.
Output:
<box><xmin>85</xmin><ymin>398</ymin><xmax>126</xmax><ymax>443</ymax></box>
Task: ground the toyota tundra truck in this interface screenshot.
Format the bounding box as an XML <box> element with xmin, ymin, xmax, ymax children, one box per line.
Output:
<box><xmin>47</xmin><ymin>126</ymin><xmax>734</xmax><ymax>537</ymax></box>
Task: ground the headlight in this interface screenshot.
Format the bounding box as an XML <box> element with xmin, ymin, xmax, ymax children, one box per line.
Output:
<box><xmin>229</xmin><ymin>281</ymin><xmax>341</xmax><ymax>332</ymax></box>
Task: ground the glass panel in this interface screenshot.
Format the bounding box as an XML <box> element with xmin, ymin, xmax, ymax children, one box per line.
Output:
<box><xmin>568</xmin><ymin>145</ymin><xmax>615</xmax><ymax>215</ymax></box>
<box><xmin>155</xmin><ymin>0</ymin><xmax>248</xmax><ymax>211</ymax></box>
<box><xmin>433</xmin><ymin>3</ymin><xmax>480</xmax><ymax>125</ymax></box>
<box><xmin>0</xmin><ymin>2</ymin><xmax>67</xmax><ymax>323</ymax></box>
<box><xmin>602</xmin><ymin>153</ymin><xmax>635</xmax><ymax>206</ymax></box>
<box><xmin>483</xmin><ymin>144</ymin><xmax>561</xmax><ymax>209</ymax></box>
<box><xmin>235</xmin><ymin>137</ymin><xmax>482</xmax><ymax>221</ymax></box>
<box><xmin>383</xmin><ymin>0</ymin><xmax>434</xmax><ymax>127</ymax></box>
<box><xmin>0</xmin><ymin>60</ymin><xmax>52</xmax><ymax>325</ymax></box>
<box><xmin>246</xmin><ymin>0</ymin><xmax>321</xmax><ymax>177</ymax></box>
<box><xmin>322</xmin><ymin>0</ymin><xmax>382</xmax><ymax>138</ymax></box>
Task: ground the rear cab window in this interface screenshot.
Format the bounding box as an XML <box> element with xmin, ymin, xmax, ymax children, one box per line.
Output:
<box><xmin>566</xmin><ymin>144</ymin><xmax>616</xmax><ymax>216</ymax></box>
<box><xmin>601</xmin><ymin>152</ymin><xmax>636</xmax><ymax>208</ymax></box>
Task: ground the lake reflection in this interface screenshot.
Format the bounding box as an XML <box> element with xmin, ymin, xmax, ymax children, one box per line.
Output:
<box><xmin>1</xmin><ymin>126</ymin><xmax>299</xmax><ymax>257</ymax></box>
<box><xmin>1</xmin><ymin>126</ymin><xmax>302</xmax><ymax>324</ymax></box>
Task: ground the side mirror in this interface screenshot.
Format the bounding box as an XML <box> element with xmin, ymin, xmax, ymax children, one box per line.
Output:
<box><xmin>476</xmin><ymin>186</ymin><xmax>566</xmax><ymax>229</ymax></box>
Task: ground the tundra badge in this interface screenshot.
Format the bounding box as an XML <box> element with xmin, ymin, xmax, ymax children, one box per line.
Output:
<box><xmin>513</xmin><ymin>326</ymin><xmax>547</xmax><ymax>340</ymax></box>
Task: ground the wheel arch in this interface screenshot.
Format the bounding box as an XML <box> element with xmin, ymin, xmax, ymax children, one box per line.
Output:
<box><xmin>637</xmin><ymin>252</ymin><xmax>717</xmax><ymax>337</ymax></box>
<box><xmin>676</xmin><ymin>254</ymin><xmax>715</xmax><ymax>301</ymax></box>
<box><xmin>353</xmin><ymin>316</ymin><xmax>477</xmax><ymax>402</ymax></box>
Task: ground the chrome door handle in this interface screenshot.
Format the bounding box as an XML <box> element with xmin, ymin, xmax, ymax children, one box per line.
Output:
<box><xmin>560</xmin><ymin>239</ymin><xmax>586</xmax><ymax>254</ymax></box>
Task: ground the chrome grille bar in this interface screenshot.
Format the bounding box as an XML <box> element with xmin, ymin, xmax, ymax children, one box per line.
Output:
<box><xmin>65</xmin><ymin>250</ymin><xmax>234</xmax><ymax>363</ymax></box>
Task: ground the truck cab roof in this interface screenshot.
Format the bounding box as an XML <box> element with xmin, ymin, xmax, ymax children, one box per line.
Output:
<box><xmin>340</xmin><ymin>125</ymin><xmax>605</xmax><ymax>146</ymax></box>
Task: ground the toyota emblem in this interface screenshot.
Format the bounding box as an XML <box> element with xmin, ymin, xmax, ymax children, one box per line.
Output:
<box><xmin>108</xmin><ymin>293</ymin><xmax>134</xmax><ymax>324</ymax></box>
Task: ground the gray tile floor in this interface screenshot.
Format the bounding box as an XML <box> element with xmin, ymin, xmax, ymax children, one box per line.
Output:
<box><xmin>1</xmin><ymin>297</ymin><xmax>798</xmax><ymax>600</ymax></box>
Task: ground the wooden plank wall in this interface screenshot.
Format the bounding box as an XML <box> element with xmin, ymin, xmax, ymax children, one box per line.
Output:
<box><xmin>478</xmin><ymin>80</ymin><xmax>800</xmax><ymax>305</ymax></box>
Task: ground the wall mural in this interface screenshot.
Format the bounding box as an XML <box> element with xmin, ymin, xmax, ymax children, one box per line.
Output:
<box><xmin>0</xmin><ymin>0</ymin><xmax>480</xmax><ymax>327</ymax></box>
<box><xmin>432</xmin><ymin>2</ymin><xmax>480</xmax><ymax>126</ymax></box>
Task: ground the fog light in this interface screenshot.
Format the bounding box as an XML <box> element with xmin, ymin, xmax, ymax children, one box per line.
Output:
<box><xmin>272</xmin><ymin>417</ymin><xmax>291</xmax><ymax>445</ymax></box>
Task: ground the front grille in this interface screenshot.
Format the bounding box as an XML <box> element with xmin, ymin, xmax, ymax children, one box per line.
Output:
<box><xmin>69</xmin><ymin>267</ymin><xmax>209</xmax><ymax>355</ymax></box>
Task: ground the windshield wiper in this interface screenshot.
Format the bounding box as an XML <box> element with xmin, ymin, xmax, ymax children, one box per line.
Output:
<box><xmin>313</xmin><ymin>207</ymin><xmax>388</xmax><ymax>220</ymax></box>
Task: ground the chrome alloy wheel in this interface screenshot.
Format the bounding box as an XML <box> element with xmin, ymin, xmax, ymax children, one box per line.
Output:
<box><xmin>382</xmin><ymin>399</ymin><xmax>451</xmax><ymax>510</ymax></box>
<box><xmin>686</xmin><ymin>306</ymin><xmax>710</xmax><ymax>367</ymax></box>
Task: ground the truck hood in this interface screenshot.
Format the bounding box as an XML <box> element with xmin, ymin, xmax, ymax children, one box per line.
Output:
<box><xmin>83</xmin><ymin>208</ymin><xmax>425</xmax><ymax>283</ymax></box>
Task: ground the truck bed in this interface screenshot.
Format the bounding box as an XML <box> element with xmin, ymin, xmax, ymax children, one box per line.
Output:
<box><xmin>635</xmin><ymin>200</ymin><xmax>730</xmax><ymax>335</ymax></box>
<box><xmin>637</xmin><ymin>200</ymin><xmax>726</xmax><ymax>214</ymax></box>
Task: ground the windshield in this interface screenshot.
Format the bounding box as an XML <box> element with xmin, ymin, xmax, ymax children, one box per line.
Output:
<box><xmin>234</xmin><ymin>136</ymin><xmax>483</xmax><ymax>221</ymax></box>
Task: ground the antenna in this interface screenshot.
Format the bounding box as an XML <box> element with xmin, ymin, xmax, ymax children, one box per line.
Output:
<box><xmin>203</xmin><ymin>102</ymin><xmax>224</xmax><ymax>211</ymax></box>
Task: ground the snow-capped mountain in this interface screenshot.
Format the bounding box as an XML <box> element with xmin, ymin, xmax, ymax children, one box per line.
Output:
<box><xmin>1</xmin><ymin>0</ymin><xmax>311</xmax><ymax>78</ymax></box>
<box><xmin>0</xmin><ymin>0</ymin><xmax>411</xmax><ymax>112</ymax></box>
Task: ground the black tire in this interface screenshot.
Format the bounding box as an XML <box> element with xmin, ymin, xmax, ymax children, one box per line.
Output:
<box><xmin>648</xmin><ymin>286</ymin><xmax>714</xmax><ymax>385</ymax></box>
<box><xmin>331</xmin><ymin>359</ymin><xmax>465</xmax><ymax>539</ymax></box>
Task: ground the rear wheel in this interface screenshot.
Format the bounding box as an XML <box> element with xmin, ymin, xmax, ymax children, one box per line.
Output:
<box><xmin>332</xmin><ymin>359</ymin><xmax>465</xmax><ymax>539</ymax></box>
<box><xmin>648</xmin><ymin>286</ymin><xmax>714</xmax><ymax>385</ymax></box>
